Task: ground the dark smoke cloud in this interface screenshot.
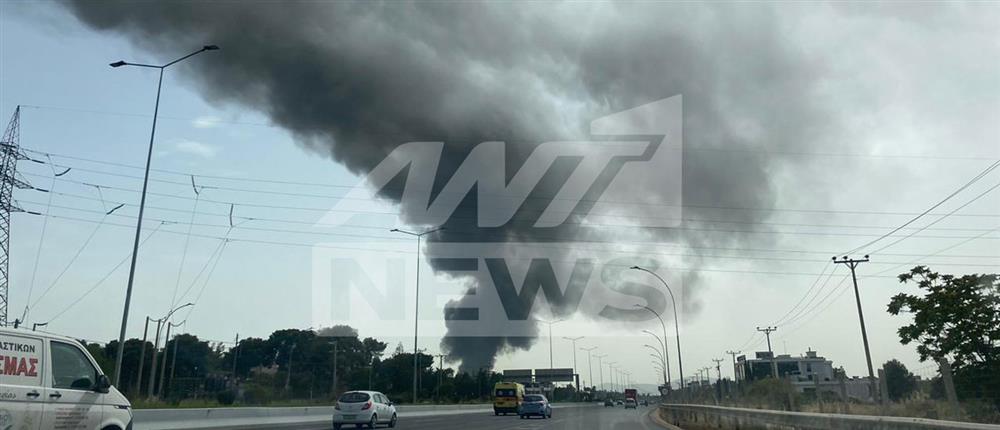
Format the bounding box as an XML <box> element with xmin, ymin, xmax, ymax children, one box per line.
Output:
<box><xmin>62</xmin><ymin>1</ymin><xmax>841</xmax><ymax>371</ymax></box>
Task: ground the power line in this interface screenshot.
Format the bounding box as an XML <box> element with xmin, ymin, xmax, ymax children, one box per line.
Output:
<box><xmin>20</xmin><ymin>209</ymin><xmax>986</xmax><ymax>279</ymax></box>
<box><xmin>40</xmin><ymin>222</ymin><xmax>166</xmax><ymax>325</ymax></box>
<box><xmin>18</xmin><ymin>110</ymin><xmax>1000</xmax><ymax>161</ymax></box>
<box><xmin>869</xmin><ymin>182</ymin><xmax>1000</xmax><ymax>254</ymax></box>
<box><xmin>19</xmin><ymin>175</ymin><xmax>1000</xmax><ymax>240</ymax></box>
<box><xmin>22</xmin><ymin>148</ymin><xmax>1000</xmax><ymax>218</ymax></box>
<box><xmin>768</xmin><ymin>261</ymin><xmax>834</xmax><ymax>327</ymax></box>
<box><xmin>18</xmin><ymin>199</ymin><xmax>1000</xmax><ymax>268</ymax></box>
<box><xmin>843</xmin><ymin>160</ymin><xmax>1000</xmax><ymax>255</ymax></box>
<box><xmin>36</xmin><ymin>180</ymin><xmax>1000</xmax><ymax>235</ymax></box>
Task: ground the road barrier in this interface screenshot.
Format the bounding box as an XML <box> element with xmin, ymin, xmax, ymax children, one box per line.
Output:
<box><xmin>657</xmin><ymin>404</ymin><xmax>1000</xmax><ymax>430</ymax></box>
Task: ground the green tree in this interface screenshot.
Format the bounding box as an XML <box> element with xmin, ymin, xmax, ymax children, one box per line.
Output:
<box><xmin>882</xmin><ymin>359</ymin><xmax>917</xmax><ymax>401</ymax></box>
<box><xmin>889</xmin><ymin>266</ymin><xmax>1000</xmax><ymax>405</ymax></box>
<box><xmin>889</xmin><ymin>266</ymin><xmax>999</xmax><ymax>368</ymax></box>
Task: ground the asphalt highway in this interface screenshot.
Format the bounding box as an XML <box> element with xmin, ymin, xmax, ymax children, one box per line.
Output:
<box><xmin>308</xmin><ymin>404</ymin><xmax>664</xmax><ymax>430</ymax></box>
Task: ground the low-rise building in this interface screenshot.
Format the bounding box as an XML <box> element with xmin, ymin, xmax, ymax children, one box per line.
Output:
<box><xmin>737</xmin><ymin>349</ymin><xmax>875</xmax><ymax>402</ymax></box>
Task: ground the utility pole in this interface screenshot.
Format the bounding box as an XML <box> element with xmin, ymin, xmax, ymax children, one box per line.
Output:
<box><xmin>756</xmin><ymin>326</ymin><xmax>778</xmax><ymax>378</ymax></box>
<box><xmin>833</xmin><ymin>255</ymin><xmax>877</xmax><ymax>402</ymax></box>
<box><xmin>146</xmin><ymin>318</ymin><xmax>163</xmax><ymax>398</ymax></box>
<box><xmin>712</xmin><ymin>358</ymin><xmax>724</xmax><ymax>383</ymax></box>
<box><xmin>435</xmin><ymin>354</ymin><xmax>444</xmax><ymax>401</ymax></box>
<box><xmin>167</xmin><ymin>322</ymin><xmax>184</xmax><ymax>395</ymax></box>
<box><xmin>563</xmin><ymin>336</ymin><xmax>583</xmax><ymax>390</ymax></box>
<box><xmin>725</xmin><ymin>350</ymin><xmax>741</xmax><ymax>382</ymax></box>
<box><xmin>135</xmin><ymin>316</ymin><xmax>151</xmax><ymax>396</ymax></box>
<box><xmin>230</xmin><ymin>334</ymin><xmax>240</xmax><ymax>378</ymax></box>
<box><xmin>155</xmin><ymin>322</ymin><xmax>173</xmax><ymax>398</ymax></box>
<box><xmin>285</xmin><ymin>342</ymin><xmax>297</xmax><ymax>393</ymax></box>
<box><xmin>330</xmin><ymin>340</ymin><xmax>338</xmax><ymax>398</ymax></box>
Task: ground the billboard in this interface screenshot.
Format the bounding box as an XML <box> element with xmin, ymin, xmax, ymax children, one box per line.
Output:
<box><xmin>534</xmin><ymin>368</ymin><xmax>574</xmax><ymax>383</ymax></box>
<box><xmin>502</xmin><ymin>369</ymin><xmax>533</xmax><ymax>384</ymax></box>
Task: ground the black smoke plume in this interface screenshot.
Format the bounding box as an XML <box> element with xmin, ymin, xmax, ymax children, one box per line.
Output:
<box><xmin>61</xmin><ymin>2</ymin><xmax>842</xmax><ymax>371</ymax></box>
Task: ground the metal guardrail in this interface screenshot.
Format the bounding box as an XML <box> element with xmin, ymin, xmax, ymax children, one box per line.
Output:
<box><xmin>657</xmin><ymin>403</ymin><xmax>1000</xmax><ymax>430</ymax></box>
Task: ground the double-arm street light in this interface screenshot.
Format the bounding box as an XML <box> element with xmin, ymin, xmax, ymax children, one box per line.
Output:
<box><xmin>109</xmin><ymin>45</ymin><xmax>219</xmax><ymax>386</ymax></box>
<box><xmin>581</xmin><ymin>346</ymin><xmax>597</xmax><ymax>390</ymax></box>
<box><xmin>534</xmin><ymin>318</ymin><xmax>563</xmax><ymax>370</ymax></box>
<box><xmin>390</xmin><ymin>226</ymin><xmax>444</xmax><ymax>405</ymax></box>
<box><xmin>594</xmin><ymin>354</ymin><xmax>607</xmax><ymax>392</ymax></box>
<box><xmin>631</xmin><ymin>266</ymin><xmax>685</xmax><ymax>390</ymax></box>
<box><xmin>563</xmin><ymin>336</ymin><xmax>583</xmax><ymax>389</ymax></box>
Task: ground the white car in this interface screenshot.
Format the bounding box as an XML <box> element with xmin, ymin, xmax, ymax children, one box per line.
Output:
<box><xmin>333</xmin><ymin>390</ymin><xmax>397</xmax><ymax>429</ymax></box>
<box><xmin>0</xmin><ymin>326</ymin><xmax>133</xmax><ymax>430</ymax></box>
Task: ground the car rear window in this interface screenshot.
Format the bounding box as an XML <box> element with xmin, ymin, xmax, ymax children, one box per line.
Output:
<box><xmin>524</xmin><ymin>395</ymin><xmax>543</xmax><ymax>402</ymax></box>
<box><xmin>495</xmin><ymin>389</ymin><xmax>515</xmax><ymax>397</ymax></box>
<box><xmin>339</xmin><ymin>392</ymin><xmax>370</xmax><ymax>403</ymax></box>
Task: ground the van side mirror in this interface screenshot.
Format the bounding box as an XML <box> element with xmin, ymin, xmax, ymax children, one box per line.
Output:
<box><xmin>94</xmin><ymin>374</ymin><xmax>111</xmax><ymax>394</ymax></box>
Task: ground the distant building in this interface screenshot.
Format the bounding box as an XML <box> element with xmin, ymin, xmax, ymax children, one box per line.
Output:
<box><xmin>737</xmin><ymin>348</ymin><xmax>875</xmax><ymax>402</ymax></box>
<box><xmin>737</xmin><ymin>348</ymin><xmax>834</xmax><ymax>383</ymax></box>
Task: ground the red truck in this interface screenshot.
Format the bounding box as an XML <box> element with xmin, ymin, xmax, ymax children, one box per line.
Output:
<box><xmin>624</xmin><ymin>388</ymin><xmax>638</xmax><ymax>409</ymax></box>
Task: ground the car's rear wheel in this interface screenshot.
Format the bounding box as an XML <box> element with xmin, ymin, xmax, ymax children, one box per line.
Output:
<box><xmin>388</xmin><ymin>413</ymin><xmax>397</xmax><ymax>428</ymax></box>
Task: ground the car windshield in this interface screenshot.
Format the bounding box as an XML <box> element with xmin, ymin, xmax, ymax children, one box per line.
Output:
<box><xmin>524</xmin><ymin>395</ymin><xmax>544</xmax><ymax>402</ymax></box>
<box><xmin>338</xmin><ymin>392</ymin><xmax>370</xmax><ymax>403</ymax></box>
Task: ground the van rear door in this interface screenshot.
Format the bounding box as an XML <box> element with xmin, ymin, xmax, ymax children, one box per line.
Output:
<box><xmin>40</xmin><ymin>340</ymin><xmax>102</xmax><ymax>429</ymax></box>
<box><xmin>0</xmin><ymin>331</ymin><xmax>44</xmax><ymax>430</ymax></box>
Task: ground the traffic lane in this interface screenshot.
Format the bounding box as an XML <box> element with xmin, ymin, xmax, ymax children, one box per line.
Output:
<box><xmin>300</xmin><ymin>404</ymin><xmax>664</xmax><ymax>430</ymax></box>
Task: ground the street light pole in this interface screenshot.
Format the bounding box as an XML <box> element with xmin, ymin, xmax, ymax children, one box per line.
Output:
<box><xmin>390</xmin><ymin>226</ymin><xmax>443</xmax><ymax>405</ymax></box>
<box><xmin>109</xmin><ymin>45</ymin><xmax>219</xmax><ymax>386</ymax></box>
<box><xmin>534</xmin><ymin>318</ymin><xmax>563</xmax><ymax>370</ymax></box>
<box><xmin>641</xmin><ymin>329</ymin><xmax>671</xmax><ymax>389</ymax></box>
<box><xmin>636</xmin><ymin>304</ymin><xmax>672</xmax><ymax>389</ymax></box>
<box><xmin>581</xmin><ymin>347</ymin><xmax>596</xmax><ymax>390</ymax></box>
<box><xmin>563</xmin><ymin>336</ymin><xmax>583</xmax><ymax>390</ymax></box>
<box><xmin>631</xmin><ymin>266</ymin><xmax>685</xmax><ymax>390</ymax></box>
<box><xmin>594</xmin><ymin>354</ymin><xmax>606</xmax><ymax>393</ymax></box>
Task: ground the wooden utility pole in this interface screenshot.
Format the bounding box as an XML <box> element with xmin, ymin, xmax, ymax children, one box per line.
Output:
<box><xmin>833</xmin><ymin>255</ymin><xmax>877</xmax><ymax>402</ymax></box>
<box><xmin>725</xmin><ymin>350</ymin><xmax>741</xmax><ymax>382</ymax></box>
<box><xmin>756</xmin><ymin>326</ymin><xmax>778</xmax><ymax>378</ymax></box>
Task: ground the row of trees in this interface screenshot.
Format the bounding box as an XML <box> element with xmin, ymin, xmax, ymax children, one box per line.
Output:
<box><xmin>84</xmin><ymin>324</ymin><xmax>509</xmax><ymax>404</ymax></box>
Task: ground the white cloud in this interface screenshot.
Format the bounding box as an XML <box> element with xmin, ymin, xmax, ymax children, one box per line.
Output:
<box><xmin>174</xmin><ymin>140</ymin><xmax>219</xmax><ymax>158</ymax></box>
<box><xmin>192</xmin><ymin>115</ymin><xmax>222</xmax><ymax>128</ymax></box>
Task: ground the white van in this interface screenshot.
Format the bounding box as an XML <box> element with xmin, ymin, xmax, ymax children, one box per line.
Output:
<box><xmin>0</xmin><ymin>326</ymin><xmax>133</xmax><ymax>430</ymax></box>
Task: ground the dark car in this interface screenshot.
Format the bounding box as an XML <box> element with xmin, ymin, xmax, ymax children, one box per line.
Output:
<box><xmin>603</xmin><ymin>399</ymin><xmax>614</xmax><ymax>407</ymax></box>
<box><xmin>519</xmin><ymin>394</ymin><xmax>552</xmax><ymax>419</ymax></box>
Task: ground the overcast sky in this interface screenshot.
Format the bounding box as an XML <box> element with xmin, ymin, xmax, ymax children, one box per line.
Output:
<box><xmin>1</xmin><ymin>1</ymin><xmax>998</xmax><ymax>387</ymax></box>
